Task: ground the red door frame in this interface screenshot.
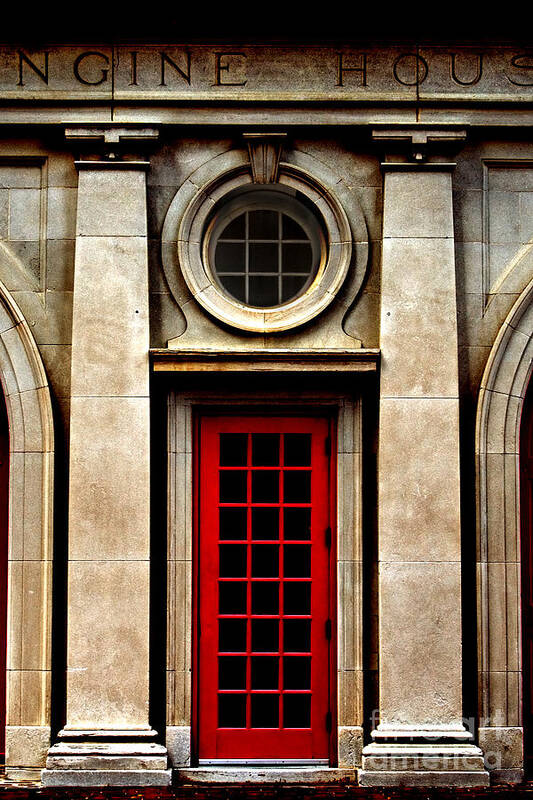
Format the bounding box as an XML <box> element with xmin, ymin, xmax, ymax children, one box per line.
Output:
<box><xmin>192</xmin><ymin>411</ymin><xmax>337</xmax><ymax>763</ymax></box>
<box><xmin>521</xmin><ymin>383</ymin><xmax>533</xmax><ymax>774</ymax></box>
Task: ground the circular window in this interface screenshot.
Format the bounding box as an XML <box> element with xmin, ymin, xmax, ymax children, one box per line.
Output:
<box><xmin>174</xmin><ymin>161</ymin><xmax>354</xmax><ymax>333</ymax></box>
<box><xmin>207</xmin><ymin>190</ymin><xmax>325</xmax><ymax>308</ymax></box>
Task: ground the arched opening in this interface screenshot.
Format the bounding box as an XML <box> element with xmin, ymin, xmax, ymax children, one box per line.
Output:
<box><xmin>0</xmin><ymin>388</ymin><xmax>7</xmax><ymax>760</ymax></box>
<box><xmin>521</xmin><ymin>379</ymin><xmax>533</xmax><ymax>775</ymax></box>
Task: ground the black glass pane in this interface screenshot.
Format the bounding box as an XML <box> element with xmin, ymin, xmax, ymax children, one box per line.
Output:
<box><xmin>220</xmin><ymin>471</ymin><xmax>247</xmax><ymax>503</ymax></box>
<box><xmin>219</xmin><ymin>656</ymin><xmax>247</xmax><ymax>689</ymax></box>
<box><xmin>219</xmin><ymin>581</ymin><xmax>247</xmax><ymax>614</ymax></box>
<box><xmin>284</xmin><ymin>545</ymin><xmax>311</xmax><ymax>578</ymax></box>
<box><xmin>219</xmin><ymin>545</ymin><xmax>247</xmax><ymax>578</ymax></box>
<box><xmin>252</xmin><ymin>582</ymin><xmax>279</xmax><ymax>615</ymax></box>
<box><xmin>248</xmin><ymin>276</ymin><xmax>278</xmax><ymax>307</ymax></box>
<box><xmin>251</xmin><ymin>656</ymin><xmax>279</xmax><ymax>689</ymax></box>
<box><xmin>282</xmin><ymin>242</ymin><xmax>312</xmax><ymax>273</ymax></box>
<box><xmin>249</xmin><ymin>243</ymin><xmax>278</xmax><ymax>273</ymax></box>
<box><xmin>249</xmin><ymin>210</ymin><xmax>278</xmax><ymax>239</ymax></box>
<box><xmin>252</xmin><ymin>544</ymin><xmax>279</xmax><ymax>578</ymax></box>
<box><xmin>284</xmin><ymin>434</ymin><xmax>311</xmax><ymax>466</ymax></box>
<box><xmin>220</xmin><ymin>214</ymin><xmax>245</xmax><ymax>239</ymax></box>
<box><xmin>283</xmin><ymin>656</ymin><xmax>311</xmax><ymax>689</ymax></box>
<box><xmin>283</xmin><ymin>694</ymin><xmax>310</xmax><ymax>728</ymax></box>
<box><xmin>252</xmin><ymin>507</ymin><xmax>279</xmax><ymax>540</ymax></box>
<box><xmin>251</xmin><ymin>619</ymin><xmax>279</xmax><ymax>652</ymax></box>
<box><xmin>219</xmin><ymin>619</ymin><xmax>247</xmax><ymax>652</ymax></box>
<box><xmin>283</xmin><ymin>471</ymin><xmax>311</xmax><ymax>503</ymax></box>
<box><xmin>216</xmin><ymin>241</ymin><xmax>245</xmax><ymax>272</ymax></box>
<box><xmin>220</xmin><ymin>433</ymin><xmax>248</xmax><ymax>466</ymax></box>
<box><xmin>283</xmin><ymin>619</ymin><xmax>311</xmax><ymax>652</ymax></box>
<box><xmin>251</xmin><ymin>694</ymin><xmax>279</xmax><ymax>728</ymax></box>
<box><xmin>220</xmin><ymin>508</ymin><xmax>247</xmax><ymax>540</ymax></box>
<box><xmin>252</xmin><ymin>471</ymin><xmax>279</xmax><ymax>503</ymax></box>
<box><xmin>281</xmin><ymin>275</ymin><xmax>308</xmax><ymax>303</ymax></box>
<box><xmin>220</xmin><ymin>275</ymin><xmax>245</xmax><ymax>302</ymax></box>
<box><xmin>283</xmin><ymin>582</ymin><xmax>311</xmax><ymax>615</ymax></box>
<box><xmin>252</xmin><ymin>434</ymin><xmax>280</xmax><ymax>466</ymax></box>
<box><xmin>282</xmin><ymin>214</ymin><xmax>307</xmax><ymax>240</ymax></box>
<box><xmin>218</xmin><ymin>694</ymin><xmax>246</xmax><ymax>727</ymax></box>
<box><xmin>283</xmin><ymin>508</ymin><xmax>311</xmax><ymax>540</ymax></box>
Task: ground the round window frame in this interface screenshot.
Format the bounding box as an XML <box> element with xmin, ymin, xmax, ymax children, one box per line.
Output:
<box><xmin>206</xmin><ymin>188</ymin><xmax>327</xmax><ymax>309</ymax></box>
<box><xmin>177</xmin><ymin>164</ymin><xmax>353</xmax><ymax>333</ymax></box>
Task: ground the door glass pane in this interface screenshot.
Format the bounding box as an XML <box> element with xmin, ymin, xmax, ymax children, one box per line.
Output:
<box><xmin>252</xmin><ymin>434</ymin><xmax>280</xmax><ymax>466</ymax></box>
<box><xmin>252</xmin><ymin>471</ymin><xmax>279</xmax><ymax>502</ymax></box>
<box><xmin>219</xmin><ymin>619</ymin><xmax>247</xmax><ymax>652</ymax></box>
<box><xmin>283</xmin><ymin>471</ymin><xmax>311</xmax><ymax>503</ymax></box>
<box><xmin>220</xmin><ymin>433</ymin><xmax>248</xmax><ymax>466</ymax></box>
<box><xmin>219</xmin><ymin>656</ymin><xmax>247</xmax><ymax>689</ymax></box>
<box><xmin>251</xmin><ymin>544</ymin><xmax>279</xmax><ymax>577</ymax></box>
<box><xmin>283</xmin><ymin>508</ymin><xmax>311</xmax><ymax>540</ymax></box>
<box><xmin>219</xmin><ymin>508</ymin><xmax>247</xmax><ymax>540</ymax></box>
<box><xmin>252</xmin><ymin>619</ymin><xmax>279</xmax><ymax>652</ymax></box>
<box><xmin>220</xmin><ymin>471</ymin><xmax>247</xmax><ymax>503</ymax></box>
<box><xmin>219</xmin><ymin>694</ymin><xmax>246</xmax><ymax>728</ymax></box>
<box><xmin>283</xmin><ymin>694</ymin><xmax>310</xmax><ymax>728</ymax></box>
<box><xmin>252</xmin><ymin>507</ymin><xmax>279</xmax><ymax>540</ymax></box>
<box><xmin>219</xmin><ymin>582</ymin><xmax>247</xmax><ymax>615</ymax></box>
<box><xmin>251</xmin><ymin>656</ymin><xmax>279</xmax><ymax>689</ymax></box>
<box><xmin>251</xmin><ymin>694</ymin><xmax>279</xmax><ymax>728</ymax></box>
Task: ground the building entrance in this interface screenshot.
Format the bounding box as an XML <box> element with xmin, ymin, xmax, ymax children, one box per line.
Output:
<box><xmin>195</xmin><ymin>414</ymin><xmax>334</xmax><ymax>763</ymax></box>
<box><xmin>522</xmin><ymin>381</ymin><xmax>533</xmax><ymax>774</ymax></box>
<box><xmin>0</xmin><ymin>392</ymin><xmax>8</xmax><ymax>759</ymax></box>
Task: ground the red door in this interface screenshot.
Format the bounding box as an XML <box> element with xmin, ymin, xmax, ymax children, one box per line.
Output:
<box><xmin>195</xmin><ymin>415</ymin><xmax>334</xmax><ymax>762</ymax></box>
<box><xmin>522</xmin><ymin>384</ymin><xmax>533</xmax><ymax>774</ymax></box>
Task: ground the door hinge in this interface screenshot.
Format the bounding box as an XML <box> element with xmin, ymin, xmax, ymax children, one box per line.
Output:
<box><xmin>325</xmin><ymin>526</ymin><xmax>332</xmax><ymax>549</ymax></box>
<box><xmin>325</xmin><ymin>618</ymin><xmax>332</xmax><ymax>640</ymax></box>
<box><xmin>325</xmin><ymin>710</ymin><xmax>332</xmax><ymax>733</ymax></box>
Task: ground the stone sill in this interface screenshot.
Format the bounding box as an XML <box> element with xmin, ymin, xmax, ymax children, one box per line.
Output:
<box><xmin>176</xmin><ymin>767</ymin><xmax>355</xmax><ymax>784</ymax></box>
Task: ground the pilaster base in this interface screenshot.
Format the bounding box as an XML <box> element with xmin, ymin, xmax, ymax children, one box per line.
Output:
<box><xmin>41</xmin><ymin>731</ymin><xmax>171</xmax><ymax>787</ymax></box>
<box><xmin>359</xmin><ymin>743</ymin><xmax>490</xmax><ymax>787</ymax></box>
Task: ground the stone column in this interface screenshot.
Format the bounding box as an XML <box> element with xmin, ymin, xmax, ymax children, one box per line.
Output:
<box><xmin>42</xmin><ymin>127</ymin><xmax>170</xmax><ymax>787</ymax></box>
<box><xmin>360</xmin><ymin>129</ymin><xmax>489</xmax><ymax>787</ymax></box>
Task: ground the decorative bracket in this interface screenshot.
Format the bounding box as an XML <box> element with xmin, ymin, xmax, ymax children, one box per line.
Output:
<box><xmin>65</xmin><ymin>126</ymin><xmax>159</xmax><ymax>166</ymax></box>
<box><xmin>243</xmin><ymin>132</ymin><xmax>287</xmax><ymax>184</ymax></box>
<box><xmin>372</xmin><ymin>127</ymin><xmax>467</xmax><ymax>165</ymax></box>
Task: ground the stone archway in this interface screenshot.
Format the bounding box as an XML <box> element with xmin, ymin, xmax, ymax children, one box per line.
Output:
<box><xmin>0</xmin><ymin>280</ymin><xmax>54</xmax><ymax>780</ymax></box>
<box><xmin>476</xmin><ymin>277</ymin><xmax>533</xmax><ymax>783</ymax></box>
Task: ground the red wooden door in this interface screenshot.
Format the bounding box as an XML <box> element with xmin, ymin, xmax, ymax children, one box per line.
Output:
<box><xmin>196</xmin><ymin>415</ymin><xmax>334</xmax><ymax>762</ymax></box>
<box><xmin>522</xmin><ymin>384</ymin><xmax>533</xmax><ymax>774</ymax></box>
<box><xmin>0</xmin><ymin>392</ymin><xmax>8</xmax><ymax>758</ymax></box>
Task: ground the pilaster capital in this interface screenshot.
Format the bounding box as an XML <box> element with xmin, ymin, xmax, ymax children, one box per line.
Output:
<box><xmin>372</xmin><ymin>126</ymin><xmax>467</xmax><ymax>170</ymax></box>
<box><xmin>65</xmin><ymin>125</ymin><xmax>159</xmax><ymax>170</ymax></box>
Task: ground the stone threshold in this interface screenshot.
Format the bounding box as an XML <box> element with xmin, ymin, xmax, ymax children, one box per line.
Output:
<box><xmin>176</xmin><ymin>767</ymin><xmax>355</xmax><ymax>784</ymax></box>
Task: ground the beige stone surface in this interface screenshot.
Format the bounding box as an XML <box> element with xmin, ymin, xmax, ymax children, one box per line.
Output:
<box><xmin>67</xmin><ymin>560</ymin><xmax>149</xmax><ymax>729</ymax></box>
<box><xmin>338</xmin><ymin>726</ymin><xmax>364</xmax><ymax>768</ymax></box>
<box><xmin>379</xmin><ymin>562</ymin><xmax>463</xmax><ymax>728</ymax></box>
<box><xmin>380</xmin><ymin>237</ymin><xmax>459</xmax><ymax>397</ymax></box>
<box><xmin>76</xmin><ymin>170</ymin><xmax>147</xmax><ymax>238</ymax></box>
<box><xmin>68</xmin><ymin>396</ymin><xmax>150</xmax><ymax>560</ymax></box>
<box><xmin>70</xmin><ymin>236</ymin><xmax>149</xmax><ymax>397</ymax></box>
<box><xmin>383</xmin><ymin>171</ymin><xmax>454</xmax><ymax>239</ymax></box>
<box><xmin>5</xmin><ymin>725</ymin><xmax>50</xmax><ymax>768</ymax></box>
<box><xmin>379</xmin><ymin>398</ymin><xmax>461</xmax><ymax>562</ymax></box>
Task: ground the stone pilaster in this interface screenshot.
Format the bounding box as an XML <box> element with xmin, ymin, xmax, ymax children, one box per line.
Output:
<box><xmin>42</xmin><ymin>127</ymin><xmax>170</xmax><ymax>787</ymax></box>
<box><xmin>359</xmin><ymin>128</ymin><xmax>489</xmax><ymax>787</ymax></box>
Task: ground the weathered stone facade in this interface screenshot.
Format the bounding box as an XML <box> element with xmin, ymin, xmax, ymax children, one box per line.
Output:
<box><xmin>0</xmin><ymin>39</ymin><xmax>530</xmax><ymax>788</ymax></box>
